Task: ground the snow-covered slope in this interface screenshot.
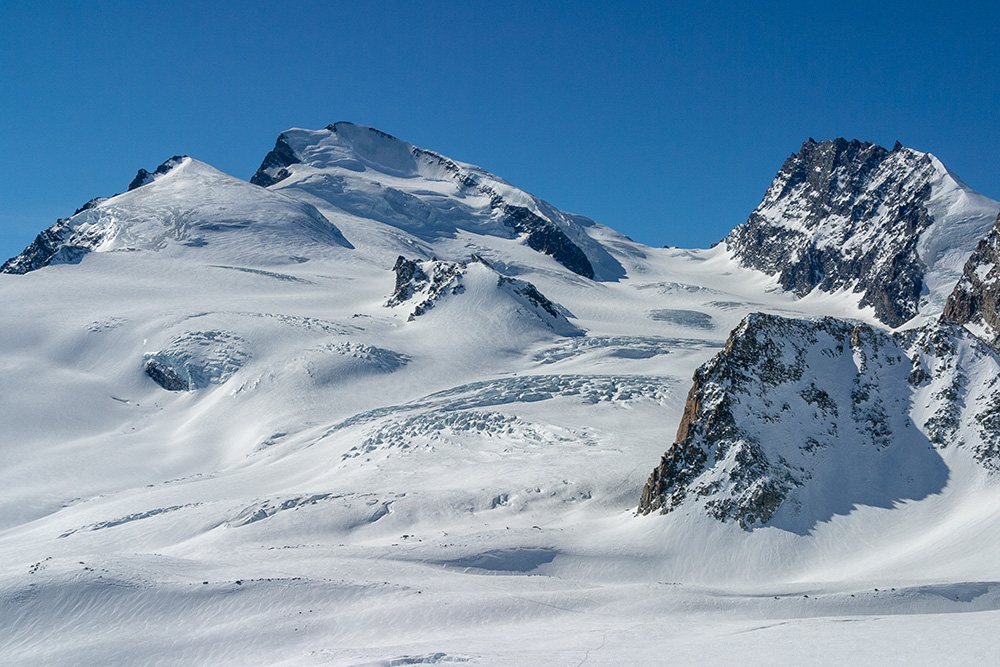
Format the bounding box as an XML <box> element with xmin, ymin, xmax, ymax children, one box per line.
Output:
<box><xmin>725</xmin><ymin>138</ymin><xmax>999</xmax><ymax>327</ymax></box>
<box><xmin>2</xmin><ymin>127</ymin><xmax>1000</xmax><ymax>665</ymax></box>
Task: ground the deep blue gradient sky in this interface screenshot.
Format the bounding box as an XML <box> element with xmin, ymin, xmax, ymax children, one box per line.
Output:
<box><xmin>2</xmin><ymin>1</ymin><xmax>998</xmax><ymax>261</ymax></box>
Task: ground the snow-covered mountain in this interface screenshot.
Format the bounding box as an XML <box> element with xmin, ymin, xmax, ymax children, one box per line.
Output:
<box><xmin>3</xmin><ymin>125</ymin><xmax>1000</xmax><ymax>665</ymax></box>
<box><xmin>250</xmin><ymin>122</ymin><xmax>626</xmax><ymax>281</ymax></box>
<box><xmin>724</xmin><ymin>138</ymin><xmax>999</xmax><ymax>327</ymax></box>
<box><xmin>1</xmin><ymin>156</ymin><xmax>351</xmax><ymax>273</ymax></box>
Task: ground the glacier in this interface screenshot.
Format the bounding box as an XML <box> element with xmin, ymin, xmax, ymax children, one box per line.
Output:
<box><xmin>1</xmin><ymin>125</ymin><xmax>1000</xmax><ymax>665</ymax></box>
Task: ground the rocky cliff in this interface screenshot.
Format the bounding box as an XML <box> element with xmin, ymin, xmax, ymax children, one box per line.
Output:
<box><xmin>725</xmin><ymin>139</ymin><xmax>998</xmax><ymax>327</ymax></box>
<box><xmin>638</xmin><ymin>312</ymin><xmax>1000</xmax><ymax>532</ymax></box>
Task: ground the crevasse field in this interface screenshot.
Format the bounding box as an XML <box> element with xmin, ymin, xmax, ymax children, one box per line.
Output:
<box><xmin>3</xmin><ymin>124</ymin><xmax>1000</xmax><ymax>666</ymax></box>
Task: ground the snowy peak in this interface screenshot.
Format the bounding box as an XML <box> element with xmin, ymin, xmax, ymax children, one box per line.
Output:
<box><xmin>2</xmin><ymin>157</ymin><xmax>351</xmax><ymax>273</ymax></box>
<box><xmin>943</xmin><ymin>210</ymin><xmax>1000</xmax><ymax>350</ymax></box>
<box><xmin>385</xmin><ymin>255</ymin><xmax>582</xmax><ymax>336</ymax></box>
<box><xmin>725</xmin><ymin>138</ymin><xmax>999</xmax><ymax>327</ymax></box>
<box><xmin>638</xmin><ymin>312</ymin><xmax>1000</xmax><ymax>532</ymax></box>
<box><xmin>252</xmin><ymin>122</ymin><xmax>625</xmax><ymax>281</ymax></box>
<box><xmin>251</xmin><ymin>123</ymin><xmax>422</xmax><ymax>185</ymax></box>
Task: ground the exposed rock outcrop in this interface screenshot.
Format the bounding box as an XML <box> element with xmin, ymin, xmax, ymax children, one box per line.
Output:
<box><xmin>725</xmin><ymin>139</ymin><xmax>997</xmax><ymax>327</ymax></box>
<box><xmin>128</xmin><ymin>156</ymin><xmax>187</xmax><ymax>191</ymax></box>
<box><xmin>638</xmin><ymin>312</ymin><xmax>1000</xmax><ymax>532</ymax></box>
<box><xmin>250</xmin><ymin>135</ymin><xmax>300</xmax><ymax>187</ymax></box>
<box><xmin>0</xmin><ymin>218</ymin><xmax>89</xmax><ymax>274</ymax></box>
<box><xmin>942</xmin><ymin>210</ymin><xmax>1000</xmax><ymax>351</ymax></box>
<box><xmin>385</xmin><ymin>254</ymin><xmax>580</xmax><ymax>335</ymax></box>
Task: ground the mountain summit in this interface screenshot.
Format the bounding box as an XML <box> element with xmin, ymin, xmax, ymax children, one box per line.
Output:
<box><xmin>250</xmin><ymin>122</ymin><xmax>626</xmax><ymax>281</ymax></box>
<box><xmin>725</xmin><ymin>138</ymin><xmax>999</xmax><ymax>327</ymax></box>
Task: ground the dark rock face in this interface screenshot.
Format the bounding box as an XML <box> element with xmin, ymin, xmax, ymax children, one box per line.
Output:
<box><xmin>386</xmin><ymin>256</ymin><xmax>467</xmax><ymax>320</ymax></box>
<box><xmin>499</xmin><ymin>277</ymin><xmax>562</xmax><ymax>320</ymax></box>
<box><xmin>250</xmin><ymin>134</ymin><xmax>301</xmax><ymax>187</ymax></box>
<box><xmin>942</xmin><ymin>211</ymin><xmax>1000</xmax><ymax>351</ymax></box>
<box><xmin>494</xmin><ymin>203</ymin><xmax>594</xmax><ymax>279</ymax></box>
<box><xmin>636</xmin><ymin>313</ymin><xmax>981</xmax><ymax>533</ymax></box>
<box><xmin>0</xmin><ymin>219</ymin><xmax>86</xmax><ymax>274</ymax></box>
<box><xmin>144</xmin><ymin>359</ymin><xmax>190</xmax><ymax>391</ymax></box>
<box><xmin>725</xmin><ymin>139</ymin><xmax>938</xmax><ymax>327</ymax></box>
<box><xmin>128</xmin><ymin>156</ymin><xmax>187</xmax><ymax>191</ymax></box>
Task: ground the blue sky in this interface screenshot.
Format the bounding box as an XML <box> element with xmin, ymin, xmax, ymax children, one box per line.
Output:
<box><xmin>1</xmin><ymin>1</ymin><xmax>998</xmax><ymax>261</ymax></box>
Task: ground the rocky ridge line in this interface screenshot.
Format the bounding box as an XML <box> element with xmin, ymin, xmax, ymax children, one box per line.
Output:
<box><xmin>726</xmin><ymin>139</ymin><xmax>947</xmax><ymax>326</ymax></box>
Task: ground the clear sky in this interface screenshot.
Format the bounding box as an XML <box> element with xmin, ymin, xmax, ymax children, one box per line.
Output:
<box><xmin>1</xmin><ymin>1</ymin><xmax>998</xmax><ymax>262</ymax></box>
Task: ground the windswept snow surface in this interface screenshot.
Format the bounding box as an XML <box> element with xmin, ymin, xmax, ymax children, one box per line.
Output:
<box><xmin>1</xmin><ymin>134</ymin><xmax>999</xmax><ymax>665</ymax></box>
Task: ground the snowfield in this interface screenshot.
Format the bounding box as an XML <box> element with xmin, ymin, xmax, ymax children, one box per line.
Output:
<box><xmin>1</xmin><ymin>124</ymin><xmax>999</xmax><ymax>665</ymax></box>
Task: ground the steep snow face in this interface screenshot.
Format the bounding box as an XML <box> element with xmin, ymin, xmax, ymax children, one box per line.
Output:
<box><xmin>252</xmin><ymin>122</ymin><xmax>626</xmax><ymax>281</ymax></box>
<box><xmin>638</xmin><ymin>313</ymin><xmax>1000</xmax><ymax>533</ymax></box>
<box><xmin>1</xmin><ymin>157</ymin><xmax>351</xmax><ymax>273</ymax></box>
<box><xmin>725</xmin><ymin>139</ymin><xmax>999</xmax><ymax>327</ymax></box>
<box><xmin>943</xmin><ymin>211</ymin><xmax>1000</xmax><ymax>350</ymax></box>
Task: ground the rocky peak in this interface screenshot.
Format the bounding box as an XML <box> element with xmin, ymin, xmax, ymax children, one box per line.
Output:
<box><xmin>724</xmin><ymin>139</ymin><xmax>997</xmax><ymax>327</ymax></box>
<box><xmin>636</xmin><ymin>311</ymin><xmax>1000</xmax><ymax>532</ymax></box>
